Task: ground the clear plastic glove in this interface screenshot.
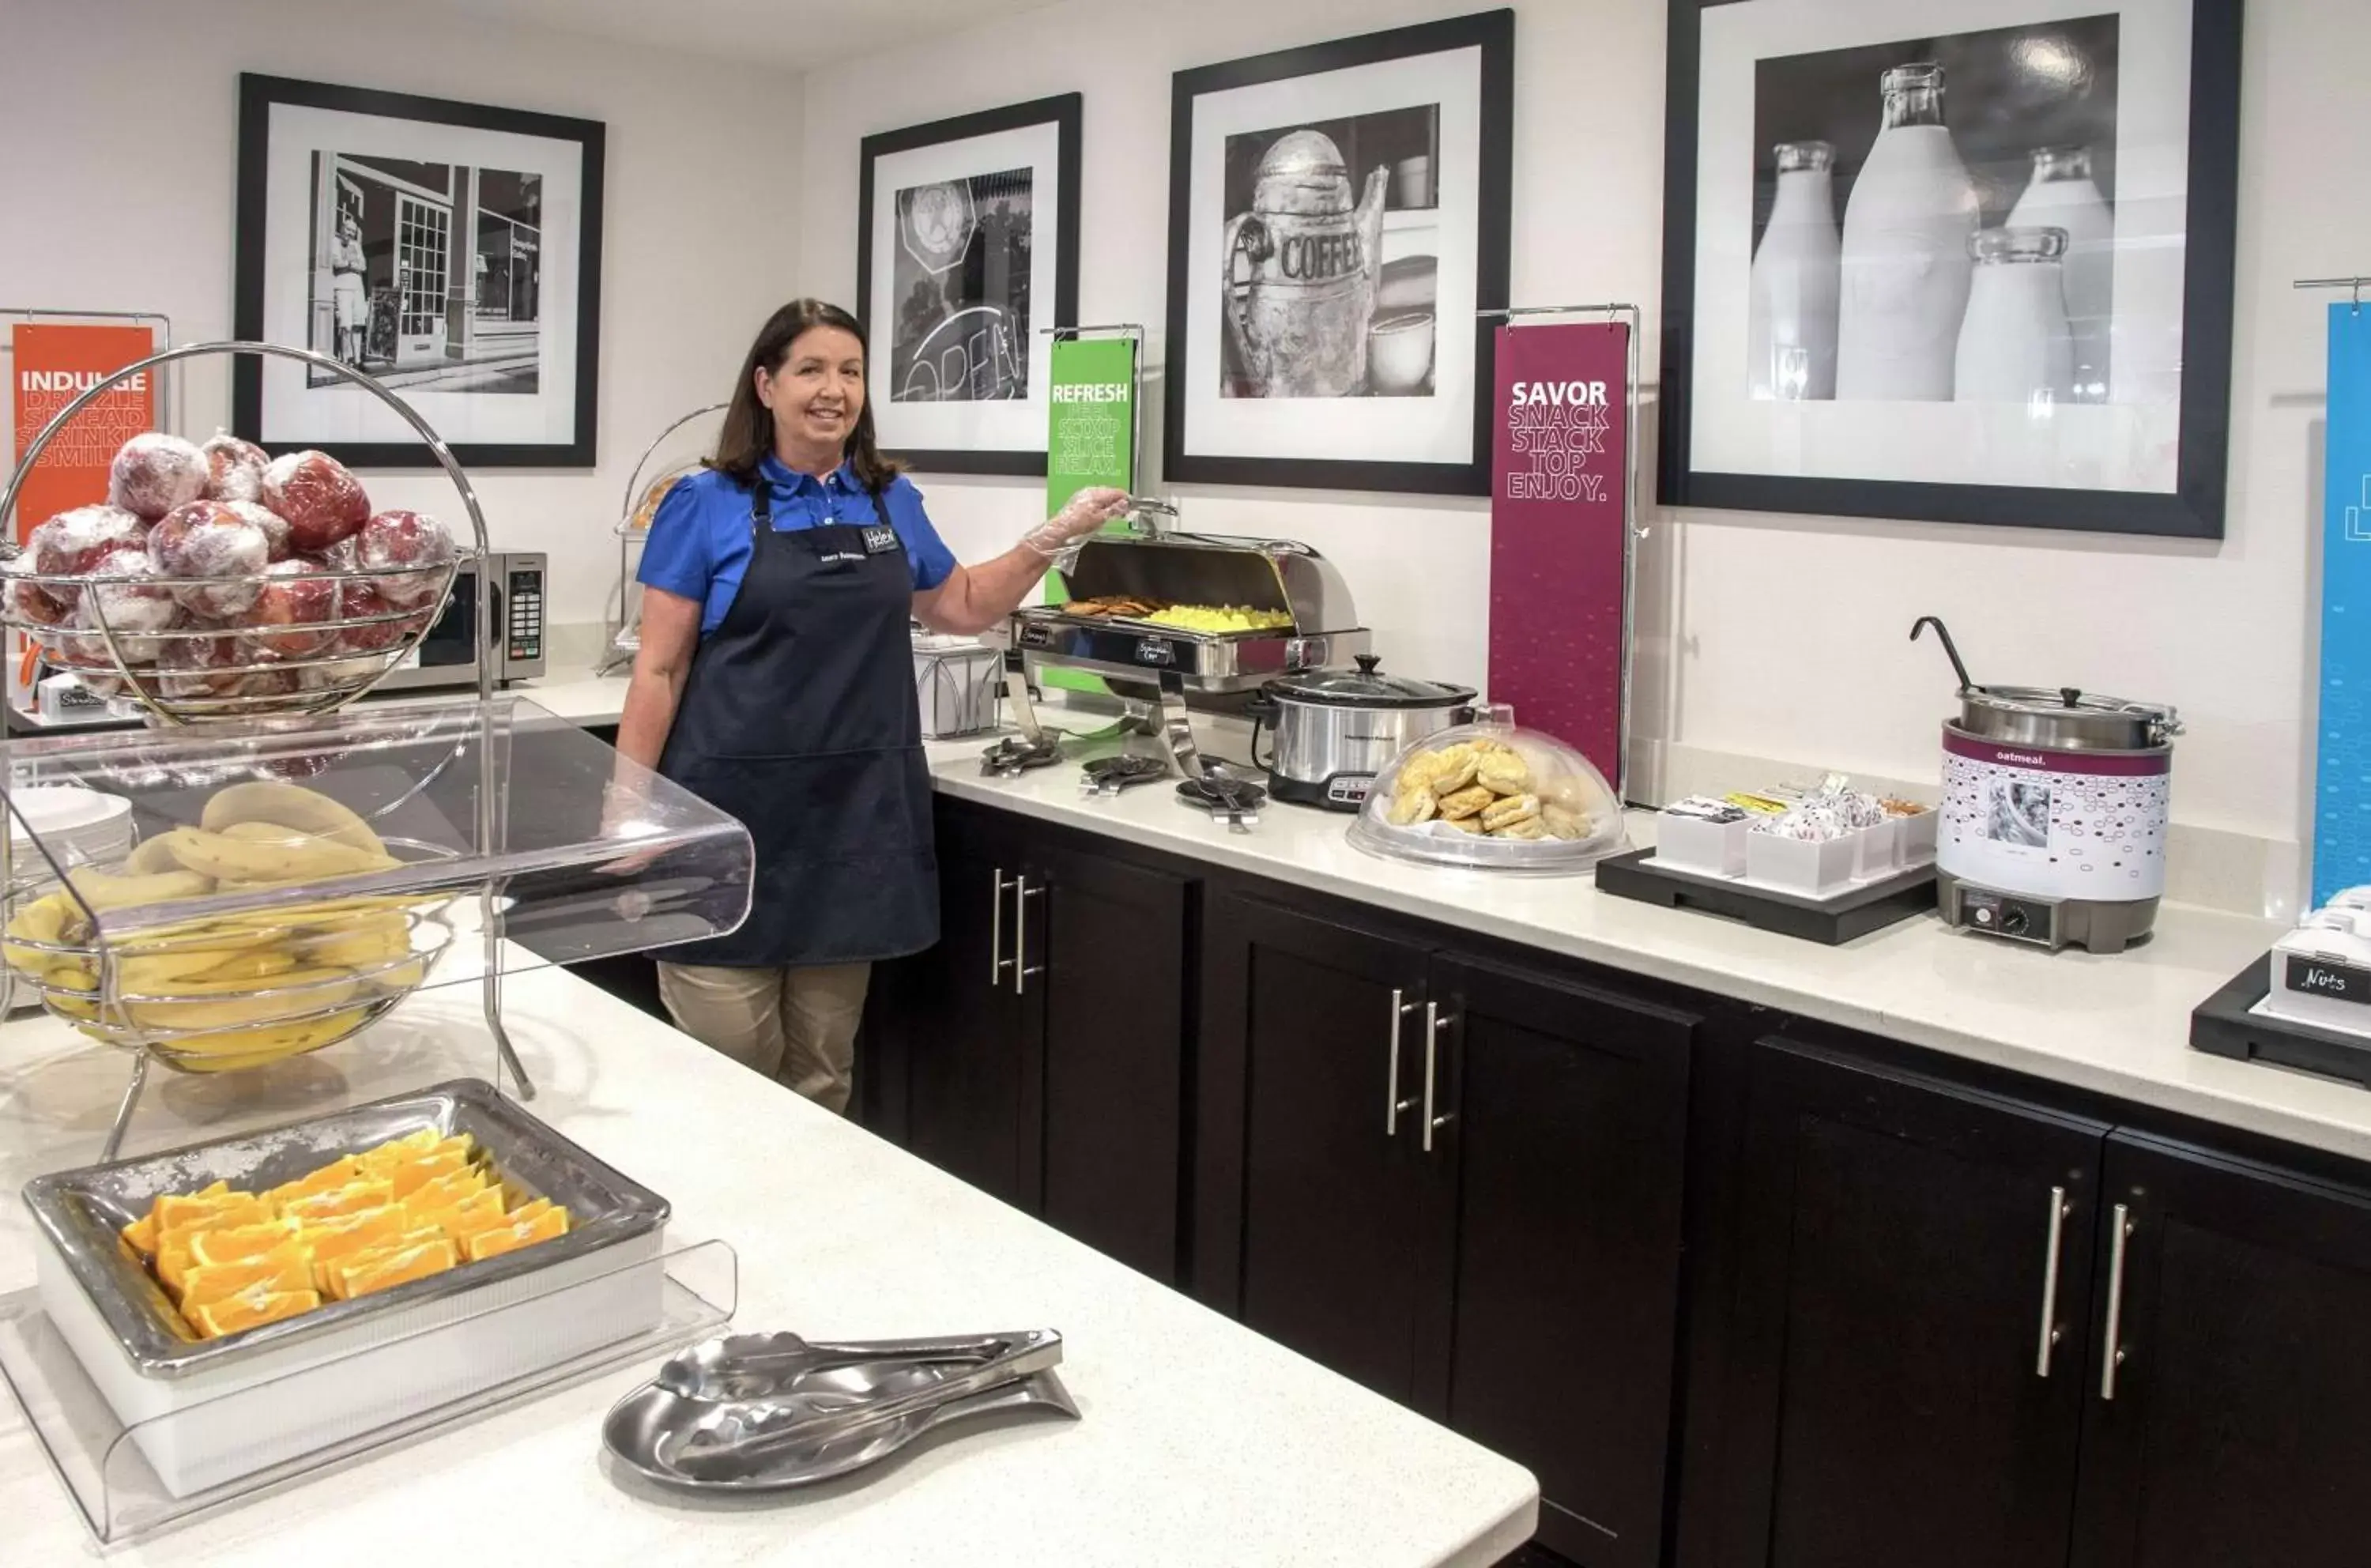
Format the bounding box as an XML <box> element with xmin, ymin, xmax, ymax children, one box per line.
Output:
<box><xmin>1020</xmin><ymin>486</ymin><xmax>1133</xmax><ymax>560</ymax></box>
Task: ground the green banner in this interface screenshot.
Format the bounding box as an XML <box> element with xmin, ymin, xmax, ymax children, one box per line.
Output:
<box><xmin>1042</xmin><ymin>337</ymin><xmax>1138</xmax><ymax>694</ymax></box>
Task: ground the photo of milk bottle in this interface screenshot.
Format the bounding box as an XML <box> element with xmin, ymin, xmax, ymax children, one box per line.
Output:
<box><xmin>1954</xmin><ymin>227</ymin><xmax>2075</xmax><ymax>405</ymax></box>
<box><xmin>2005</xmin><ymin>145</ymin><xmax>2113</xmax><ymax>403</ymax></box>
<box><xmin>1748</xmin><ymin>140</ymin><xmax>1841</xmax><ymax>400</ymax></box>
<box><xmin>1836</xmin><ymin>62</ymin><xmax>1981</xmax><ymax>401</ymax></box>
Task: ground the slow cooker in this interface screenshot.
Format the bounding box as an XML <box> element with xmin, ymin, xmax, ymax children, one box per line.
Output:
<box><xmin>1256</xmin><ymin>655</ymin><xmax>1476</xmax><ymax>810</ymax></box>
<box><xmin>1917</xmin><ymin>618</ymin><xmax>2180</xmax><ymax>953</ymax></box>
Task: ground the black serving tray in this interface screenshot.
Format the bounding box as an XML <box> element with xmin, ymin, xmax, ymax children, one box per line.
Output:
<box><xmin>2192</xmin><ymin>957</ymin><xmax>2371</xmax><ymax>1090</ymax></box>
<box><xmin>1593</xmin><ymin>848</ymin><xmax>1938</xmax><ymax>946</ymax></box>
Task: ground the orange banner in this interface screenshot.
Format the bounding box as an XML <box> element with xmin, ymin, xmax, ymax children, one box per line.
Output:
<box><xmin>9</xmin><ymin>323</ymin><xmax>156</xmax><ymax>542</ymax></box>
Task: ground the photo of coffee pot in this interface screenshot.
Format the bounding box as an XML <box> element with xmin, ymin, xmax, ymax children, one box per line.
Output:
<box><xmin>1222</xmin><ymin>130</ymin><xmax>1390</xmax><ymax>398</ymax></box>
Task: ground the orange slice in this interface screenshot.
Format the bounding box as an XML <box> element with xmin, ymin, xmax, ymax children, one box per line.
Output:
<box><xmin>262</xmin><ymin>1156</ymin><xmax>364</xmax><ymax>1209</ymax></box>
<box><xmin>280</xmin><ymin>1179</ymin><xmax>395</xmax><ymax>1224</ymax></box>
<box><xmin>386</xmin><ymin>1148</ymin><xmax>471</xmax><ymax>1199</ymax></box>
<box><xmin>507</xmin><ymin>1197</ymin><xmax>552</xmax><ymax>1224</ymax></box>
<box><xmin>179</xmin><ymin>1242</ymin><xmax>311</xmax><ymax>1311</ymax></box>
<box><xmin>319</xmin><ymin>1227</ymin><xmax>448</xmax><ymax>1298</ymax></box>
<box><xmin>461</xmin><ymin>1205</ymin><xmax>568</xmax><ymax>1262</ymax></box>
<box><xmin>188</xmin><ymin>1284</ymin><xmax>320</xmax><ymax>1339</ymax></box>
<box><xmin>355</xmin><ymin>1128</ymin><xmax>442</xmax><ymax>1170</ymax></box>
<box><xmin>187</xmin><ymin>1218</ymin><xmax>302</xmax><ymax>1268</ymax></box>
<box><xmin>121</xmin><ymin>1213</ymin><xmax>160</xmax><ymax>1257</ymax></box>
<box><xmin>336</xmin><ymin>1238</ymin><xmax>458</xmax><ymax>1299</ymax></box>
<box><xmin>159</xmin><ymin>1197</ymin><xmax>273</xmax><ymax>1243</ymax></box>
<box><xmin>151</xmin><ymin>1182</ymin><xmax>242</xmax><ymax>1231</ymax></box>
<box><xmin>410</xmin><ymin>1182</ymin><xmax>504</xmax><ymax>1236</ymax></box>
<box><xmin>408</xmin><ymin>1165</ymin><xmax>487</xmax><ymax>1205</ymax></box>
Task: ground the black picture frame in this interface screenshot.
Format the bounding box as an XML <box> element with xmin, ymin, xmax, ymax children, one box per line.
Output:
<box><xmin>1656</xmin><ymin>0</ymin><xmax>2243</xmax><ymax>538</ymax></box>
<box><xmin>1164</xmin><ymin>10</ymin><xmax>1515</xmax><ymax>496</ymax></box>
<box><xmin>232</xmin><ymin>73</ymin><xmax>605</xmax><ymax>469</ymax></box>
<box><xmin>855</xmin><ymin>93</ymin><xmax>1083</xmax><ymax>477</ymax></box>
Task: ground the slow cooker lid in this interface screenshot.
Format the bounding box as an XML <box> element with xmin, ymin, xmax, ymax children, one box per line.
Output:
<box><xmin>1269</xmin><ymin>654</ymin><xmax>1476</xmax><ymax>709</ymax></box>
<box><xmin>1958</xmin><ymin>685</ymin><xmax>2181</xmax><ymax>749</ymax></box>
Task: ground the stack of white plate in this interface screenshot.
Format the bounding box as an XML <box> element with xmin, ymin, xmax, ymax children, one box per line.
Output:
<box><xmin>6</xmin><ymin>785</ymin><xmax>134</xmax><ymax>876</ymax></box>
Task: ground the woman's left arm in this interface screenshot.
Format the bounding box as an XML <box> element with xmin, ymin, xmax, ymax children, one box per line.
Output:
<box><xmin>910</xmin><ymin>486</ymin><xmax>1129</xmax><ymax>635</ymax></box>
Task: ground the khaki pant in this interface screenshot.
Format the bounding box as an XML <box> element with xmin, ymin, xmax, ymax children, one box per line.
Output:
<box><xmin>656</xmin><ymin>961</ymin><xmax>871</xmax><ymax>1114</ymax></box>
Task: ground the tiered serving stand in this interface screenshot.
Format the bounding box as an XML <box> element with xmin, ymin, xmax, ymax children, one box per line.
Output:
<box><xmin>0</xmin><ymin>343</ymin><xmax>752</xmax><ymax>1542</ymax></box>
<box><xmin>599</xmin><ymin>401</ymin><xmax>726</xmax><ymax>676</ymax></box>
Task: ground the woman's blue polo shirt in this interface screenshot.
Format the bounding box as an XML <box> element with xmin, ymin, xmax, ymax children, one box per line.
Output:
<box><xmin>636</xmin><ymin>455</ymin><xmax>958</xmax><ymax>635</ymax></box>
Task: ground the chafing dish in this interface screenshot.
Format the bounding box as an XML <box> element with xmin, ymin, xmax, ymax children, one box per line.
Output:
<box><xmin>1008</xmin><ymin>523</ymin><xmax>1367</xmax><ymax>695</ymax></box>
<box><xmin>995</xmin><ymin>507</ymin><xmax>1370</xmax><ymax>797</ymax></box>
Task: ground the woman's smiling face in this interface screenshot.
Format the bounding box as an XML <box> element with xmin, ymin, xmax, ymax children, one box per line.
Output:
<box><xmin>758</xmin><ymin>324</ymin><xmax>866</xmax><ymax>461</ymax></box>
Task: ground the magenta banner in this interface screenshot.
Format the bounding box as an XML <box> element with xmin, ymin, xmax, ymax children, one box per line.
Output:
<box><xmin>1490</xmin><ymin>320</ymin><xmax>1630</xmax><ymax>785</ymax></box>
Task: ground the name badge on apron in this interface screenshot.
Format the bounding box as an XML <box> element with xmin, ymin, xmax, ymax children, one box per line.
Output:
<box><xmin>861</xmin><ymin>525</ymin><xmax>899</xmax><ymax>555</ymax></box>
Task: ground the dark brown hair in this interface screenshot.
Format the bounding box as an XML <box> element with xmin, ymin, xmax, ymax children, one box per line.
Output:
<box><xmin>709</xmin><ymin>300</ymin><xmax>901</xmax><ymax>492</ymax></box>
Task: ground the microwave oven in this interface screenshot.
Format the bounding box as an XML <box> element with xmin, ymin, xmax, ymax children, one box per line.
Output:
<box><xmin>375</xmin><ymin>550</ymin><xmax>548</xmax><ymax>692</ymax></box>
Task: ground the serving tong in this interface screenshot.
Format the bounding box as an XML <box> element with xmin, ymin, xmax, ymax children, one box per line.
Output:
<box><xmin>601</xmin><ymin>1328</ymin><xmax>1074</xmax><ymax>1491</ymax></box>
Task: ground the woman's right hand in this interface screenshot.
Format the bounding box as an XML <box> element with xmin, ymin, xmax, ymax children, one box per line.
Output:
<box><xmin>1020</xmin><ymin>487</ymin><xmax>1132</xmax><ymax>558</ymax></box>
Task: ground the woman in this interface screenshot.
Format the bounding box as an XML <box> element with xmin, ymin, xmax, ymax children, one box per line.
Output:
<box><xmin>614</xmin><ymin>300</ymin><xmax>1125</xmax><ymax>1110</ymax></box>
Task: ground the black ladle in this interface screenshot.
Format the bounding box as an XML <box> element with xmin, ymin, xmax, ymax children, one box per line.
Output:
<box><xmin>1909</xmin><ymin>616</ymin><xmax>1983</xmax><ymax>695</ymax></box>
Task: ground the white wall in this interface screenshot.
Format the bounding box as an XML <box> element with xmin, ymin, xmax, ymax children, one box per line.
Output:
<box><xmin>797</xmin><ymin>0</ymin><xmax>2369</xmax><ymax>858</ymax></box>
<box><xmin>0</xmin><ymin>0</ymin><xmax>804</xmax><ymax>631</ymax></box>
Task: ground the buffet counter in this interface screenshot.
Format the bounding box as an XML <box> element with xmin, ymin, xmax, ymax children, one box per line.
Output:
<box><xmin>915</xmin><ymin>728</ymin><xmax>2362</xmax><ymax>1163</ymax></box>
<box><xmin>0</xmin><ymin>961</ymin><xmax>1538</xmax><ymax>1565</ymax></box>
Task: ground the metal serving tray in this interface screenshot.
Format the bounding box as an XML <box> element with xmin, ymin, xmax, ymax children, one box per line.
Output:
<box><xmin>1008</xmin><ymin>612</ymin><xmax>1368</xmax><ymax>692</ymax></box>
<box><xmin>22</xmin><ymin>1078</ymin><xmax>669</xmax><ymax>1379</ymax></box>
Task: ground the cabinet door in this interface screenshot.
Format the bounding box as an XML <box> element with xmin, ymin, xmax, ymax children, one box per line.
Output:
<box><xmin>1426</xmin><ymin>958</ymin><xmax>1694</xmax><ymax>1568</ymax></box>
<box><xmin>895</xmin><ymin>839</ymin><xmax>1027</xmax><ymax>1204</ymax></box>
<box><xmin>1711</xmin><ymin>1041</ymin><xmax>2108</xmax><ymax>1568</ymax></box>
<box><xmin>1200</xmin><ymin>891</ymin><xmax>1433</xmax><ymax>1401</ymax></box>
<box><xmin>2071</xmin><ymin>1134</ymin><xmax>2371</xmax><ymax>1568</ymax></box>
<box><xmin>1031</xmin><ymin>844</ymin><xmax>1191</xmax><ymax>1283</ymax></box>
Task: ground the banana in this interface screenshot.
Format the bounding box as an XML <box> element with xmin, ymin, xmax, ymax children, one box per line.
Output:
<box><xmin>301</xmin><ymin>911</ymin><xmax>413</xmax><ymax>972</ymax></box>
<box><xmin>97</xmin><ymin>1004</ymin><xmax>378</xmax><ymax>1071</ymax></box>
<box><xmin>122</xmin><ymin>835</ymin><xmax>190</xmax><ymax>876</ymax></box>
<box><xmin>201</xmin><ymin>782</ymin><xmax>385</xmax><ymax>857</ymax></box>
<box><xmin>156</xmin><ymin>826</ymin><xmax>399</xmax><ymax>884</ymax></box>
<box><xmin>117</xmin><ymin>943</ymin><xmax>298</xmax><ymax>993</ymax></box>
<box><xmin>120</xmin><ymin>967</ymin><xmax>357</xmax><ymax>1031</ymax></box>
<box><xmin>59</xmin><ymin>866</ymin><xmax>215</xmax><ymax>914</ymax></box>
<box><xmin>5</xmin><ymin>893</ymin><xmax>78</xmax><ymax>981</ymax></box>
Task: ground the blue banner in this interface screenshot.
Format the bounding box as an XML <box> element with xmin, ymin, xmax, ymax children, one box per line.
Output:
<box><xmin>2316</xmin><ymin>305</ymin><xmax>2371</xmax><ymax>902</ymax></box>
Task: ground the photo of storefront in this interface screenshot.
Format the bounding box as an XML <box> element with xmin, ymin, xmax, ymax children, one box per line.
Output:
<box><xmin>307</xmin><ymin>151</ymin><xmax>543</xmax><ymax>394</ymax></box>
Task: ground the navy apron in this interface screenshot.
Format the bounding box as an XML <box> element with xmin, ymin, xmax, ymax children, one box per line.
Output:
<box><xmin>656</xmin><ymin>476</ymin><xmax>938</xmax><ymax>967</ymax></box>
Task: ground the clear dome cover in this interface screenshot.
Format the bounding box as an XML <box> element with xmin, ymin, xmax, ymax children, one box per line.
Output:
<box><xmin>1346</xmin><ymin>706</ymin><xmax>1627</xmax><ymax>874</ymax></box>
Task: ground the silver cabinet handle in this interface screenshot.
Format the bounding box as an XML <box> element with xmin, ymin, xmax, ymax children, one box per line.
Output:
<box><xmin>1385</xmin><ymin>989</ymin><xmax>1423</xmax><ymax>1135</ymax></box>
<box><xmin>990</xmin><ymin>869</ymin><xmax>1013</xmax><ymax>989</ymax></box>
<box><xmin>2101</xmin><ymin>1203</ymin><xmax>2135</xmax><ymax>1400</ymax></box>
<box><xmin>2036</xmin><ymin>1186</ymin><xmax>2071</xmax><ymax>1377</ymax></box>
<box><xmin>1013</xmin><ymin>878</ymin><xmax>1045</xmax><ymax>995</ymax></box>
<box><xmin>1421</xmin><ymin>1002</ymin><xmax>1453</xmax><ymax>1153</ymax></box>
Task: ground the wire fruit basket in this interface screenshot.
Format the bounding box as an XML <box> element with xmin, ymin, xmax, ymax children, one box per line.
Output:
<box><xmin>601</xmin><ymin>401</ymin><xmax>726</xmax><ymax>674</ymax></box>
<box><xmin>0</xmin><ymin>343</ymin><xmax>482</xmax><ymax>727</ymax></box>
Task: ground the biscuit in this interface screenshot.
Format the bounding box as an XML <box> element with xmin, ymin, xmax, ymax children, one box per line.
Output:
<box><xmin>1480</xmin><ymin>793</ymin><xmax>1541</xmax><ymax>833</ymax></box>
<box><xmin>1437</xmin><ymin>815</ymin><xmax>1484</xmax><ymax>835</ymax></box>
<box><xmin>1387</xmin><ymin>787</ymin><xmax>1437</xmax><ymax>827</ymax></box>
<box><xmin>1437</xmin><ymin>784</ymin><xmax>1495</xmax><ymax>821</ymax></box>
<box><xmin>1397</xmin><ymin>750</ymin><xmax>1453</xmax><ymax>792</ymax></box>
<box><xmin>1540</xmin><ymin>802</ymin><xmax>1590</xmax><ymax>841</ymax></box>
<box><xmin>1431</xmin><ymin>753</ymin><xmax>1481</xmax><ymax>797</ymax></box>
<box><xmin>1476</xmin><ymin>753</ymin><xmax>1532</xmax><ymax>795</ymax></box>
<box><xmin>1492</xmin><ymin>818</ymin><xmax>1551</xmax><ymax>841</ymax></box>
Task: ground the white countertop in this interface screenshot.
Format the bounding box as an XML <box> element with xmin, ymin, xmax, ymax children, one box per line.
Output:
<box><xmin>919</xmin><ymin>727</ymin><xmax>2371</xmax><ymax>1167</ymax></box>
<box><xmin>0</xmin><ymin>967</ymin><xmax>1536</xmax><ymax>1566</ymax></box>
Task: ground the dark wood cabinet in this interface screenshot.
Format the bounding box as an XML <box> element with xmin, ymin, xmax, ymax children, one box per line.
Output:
<box><xmin>1200</xmin><ymin>892</ymin><xmax>1698</xmax><ymax>1568</ymax></box>
<box><xmin>1431</xmin><ymin>956</ymin><xmax>1694</xmax><ymax>1568</ymax></box>
<box><xmin>2071</xmin><ymin>1133</ymin><xmax>2371</xmax><ymax>1568</ymax></box>
<box><xmin>872</xmin><ymin>802</ymin><xmax>1193</xmax><ymax>1282</ymax></box>
<box><xmin>1201</xmin><ymin>891</ymin><xmax>1434</xmax><ymax>1399</ymax></box>
<box><xmin>1709</xmin><ymin>1040</ymin><xmax>2110</xmax><ymax>1568</ymax></box>
<box><xmin>1032</xmin><ymin>841</ymin><xmax>1190</xmax><ymax>1281</ymax></box>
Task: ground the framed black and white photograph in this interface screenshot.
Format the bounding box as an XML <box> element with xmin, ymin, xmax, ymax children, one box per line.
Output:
<box><xmin>856</xmin><ymin>94</ymin><xmax>1080</xmax><ymax>477</ymax></box>
<box><xmin>232</xmin><ymin>74</ymin><xmax>604</xmax><ymax>467</ymax></box>
<box><xmin>1165</xmin><ymin>10</ymin><xmax>1514</xmax><ymax>495</ymax></box>
<box><xmin>1658</xmin><ymin>0</ymin><xmax>2241</xmax><ymax>537</ymax></box>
